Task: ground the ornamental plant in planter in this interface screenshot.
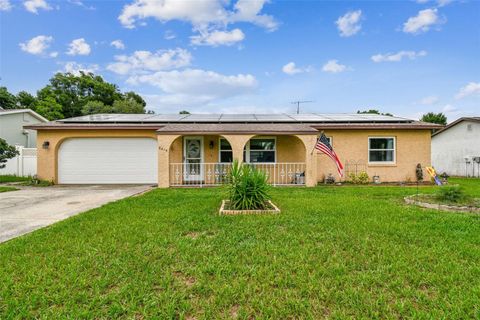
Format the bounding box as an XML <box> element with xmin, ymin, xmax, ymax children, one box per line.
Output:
<box><xmin>219</xmin><ymin>160</ymin><xmax>280</xmax><ymax>215</ymax></box>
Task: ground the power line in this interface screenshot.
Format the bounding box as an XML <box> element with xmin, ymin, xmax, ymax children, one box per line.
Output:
<box><xmin>291</xmin><ymin>100</ymin><xmax>313</xmax><ymax>114</ymax></box>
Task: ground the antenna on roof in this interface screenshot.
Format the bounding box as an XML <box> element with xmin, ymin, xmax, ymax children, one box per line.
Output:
<box><xmin>291</xmin><ymin>100</ymin><xmax>313</xmax><ymax>114</ymax></box>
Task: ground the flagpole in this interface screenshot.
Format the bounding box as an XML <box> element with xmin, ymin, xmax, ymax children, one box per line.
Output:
<box><xmin>310</xmin><ymin>131</ymin><xmax>323</xmax><ymax>155</ymax></box>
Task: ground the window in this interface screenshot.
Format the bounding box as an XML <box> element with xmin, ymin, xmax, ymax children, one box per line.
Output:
<box><xmin>368</xmin><ymin>137</ymin><xmax>395</xmax><ymax>163</ymax></box>
<box><xmin>244</xmin><ymin>138</ymin><xmax>276</xmax><ymax>163</ymax></box>
<box><xmin>219</xmin><ymin>138</ymin><xmax>233</xmax><ymax>163</ymax></box>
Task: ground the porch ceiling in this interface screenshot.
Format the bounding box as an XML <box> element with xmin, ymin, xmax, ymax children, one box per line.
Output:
<box><xmin>155</xmin><ymin>123</ymin><xmax>319</xmax><ymax>135</ymax></box>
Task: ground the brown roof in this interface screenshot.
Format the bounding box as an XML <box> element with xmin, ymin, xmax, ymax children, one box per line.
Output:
<box><xmin>432</xmin><ymin>117</ymin><xmax>480</xmax><ymax>136</ymax></box>
<box><xmin>155</xmin><ymin>123</ymin><xmax>318</xmax><ymax>135</ymax></box>
<box><xmin>310</xmin><ymin>121</ymin><xmax>444</xmax><ymax>130</ymax></box>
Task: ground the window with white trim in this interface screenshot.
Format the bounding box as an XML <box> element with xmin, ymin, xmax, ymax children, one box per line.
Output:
<box><xmin>244</xmin><ymin>138</ymin><xmax>276</xmax><ymax>163</ymax></box>
<box><xmin>219</xmin><ymin>138</ymin><xmax>233</xmax><ymax>163</ymax></box>
<box><xmin>368</xmin><ymin>137</ymin><xmax>395</xmax><ymax>163</ymax></box>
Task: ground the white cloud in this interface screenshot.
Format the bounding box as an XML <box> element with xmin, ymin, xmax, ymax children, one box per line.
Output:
<box><xmin>19</xmin><ymin>35</ymin><xmax>53</xmax><ymax>55</ymax></box>
<box><xmin>107</xmin><ymin>48</ymin><xmax>192</xmax><ymax>75</ymax></box>
<box><xmin>322</xmin><ymin>60</ymin><xmax>347</xmax><ymax>73</ymax></box>
<box><xmin>127</xmin><ymin>68</ymin><xmax>257</xmax><ymax>105</ymax></box>
<box><xmin>336</xmin><ymin>10</ymin><xmax>362</xmax><ymax>37</ymax></box>
<box><xmin>164</xmin><ymin>30</ymin><xmax>176</xmax><ymax>40</ymax></box>
<box><xmin>455</xmin><ymin>82</ymin><xmax>480</xmax><ymax>99</ymax></box>
<box><xmin>110</xmin><ymin>40</ymin><xmax>125</xmax><ymax>50</ymax></box>
<box><xmin>441</xmin><ymin>104</ymin><xmax>459</xmax><ymax>113</ymax></box>
<box><xmin>371</xmin><ymin>50</ymin><xmax>427</xmax><ymax>62</ymax></box>
<box><xmin>119</xmin><ymin>0</ymin><xmax>277</xmax><ymax>30</ymax></box>
<box><xmin>191</xmin><ymin>28</ymin><xmax>245</xmax><ymax>46</ymax></box>
<box><xmin>281</xmin><ymin>62</ymin><xmax>312</xmax><ymax>75</ymax></box>
<box><xmin>118</xmin><ymin>0</ymin><xmax>277</xmax><ymax>46</ymax></box>
<box><xmin>403</xmin><ymin>8</ymin><xmax>443</xmax><ymax>34</ymax></box>
<box><xmin>0</xmin><ymin>0</ymin><xmax>12</xmax><ymax>11</ymax></box>
<box><xmin>66</xmin><ymin>38</ymin><xmax>91</xmax><ymax>56</ymax></box>
<box><xmin>68</xmin><ymin>0</ymin><xmax>95</xmax><ymax>10</ymax></box>
<box><xmin>23</xmin><ymin>0</ymin><xmax>51</xmax><ymax>13</ymax></box>
<box><xmin>419</xmin><ymin>95</ymin><xmax>439</xmax><ymax>105</ymax></box>
<box><xmin>49</xmin><ymin>51</ymin><xmax>58</xmax><ymax>58</ymax></box>
<box><xmin>62</xmin><ymin>61</ymin><xmax>100</xmax><ymax>75</ymax></box>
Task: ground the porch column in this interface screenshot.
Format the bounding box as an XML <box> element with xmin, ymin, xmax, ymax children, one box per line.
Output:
<box><xmin>221</xmin><ymin>134</ymin><xmax>254</xmax><ymax>163</ymax></box>
<box><xmin>157</xmin><ymin>134</ymin><xmax>181</xmax><ymax>188</ymax></box>
<box><xmin>295</xmin><ymin>134</ymin><xmax>318</xmax><ymax>187</ymax></box>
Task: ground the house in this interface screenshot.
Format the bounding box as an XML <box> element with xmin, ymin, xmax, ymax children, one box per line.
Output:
<box><xmin>0</xmin><ymin>108</ymin><xmax>48</xmax><ymax>148</ymax></box>
<box><xmin>432</xmin><ymin>117</ymin><xmax>480</xmax><ymax>177</ymax></box>
<box><xmin>24</xmin><ymin>113</ymin><xmax>441</xmax><ymax>187</ymax></box>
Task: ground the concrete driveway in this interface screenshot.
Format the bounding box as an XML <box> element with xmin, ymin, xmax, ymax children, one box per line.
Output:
<box><xmin>0</xmin><ymin>185</ymin><xmax>153</xmax><ymax>243</ymax></box>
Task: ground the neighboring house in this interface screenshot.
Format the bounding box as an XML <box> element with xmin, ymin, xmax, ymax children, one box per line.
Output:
<box><xmin>0</xmin><ymin>108</ymin><xmax>48</xmax><ymax>148</ymax></box>
<box><xmin>25</xmin><ymin>113</ymin><xmax>441</xmax><ymax>186</ymax></box>
<box><xmin>432</xmin><ymin>117</ymin><xmax>480</xmax><ymax>177</ymax></box>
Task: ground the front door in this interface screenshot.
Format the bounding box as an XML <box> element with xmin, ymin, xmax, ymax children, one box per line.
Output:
<box><xmin>183</xmin><ymin>137</ymin><xmax>204</xmax><ymax>181</ymax></box>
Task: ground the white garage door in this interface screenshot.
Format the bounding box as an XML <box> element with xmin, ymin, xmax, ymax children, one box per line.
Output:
<box><xmin>58</xmin><ymin>138</ymin><xmax>158</xmax><ymax>184</ymax></box>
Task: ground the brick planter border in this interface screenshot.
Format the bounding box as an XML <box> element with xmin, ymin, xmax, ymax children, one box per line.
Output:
<box><xmin>404</xmin><ymin>195</ymin><xmax>480</xmax><ymax>213</ymax></box>
<box><xmin>219</xmin><ymin>200</ymin><xmax>281</xmax><ymax>215</ymax></box>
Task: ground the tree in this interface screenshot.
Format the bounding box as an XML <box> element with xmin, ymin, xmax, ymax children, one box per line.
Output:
<box><xmin>16</xmin><ymin>91</ymin><xmax>37</xmax><ymax>110</ymax></box>
<box><xmin>35</xmin><ymin>96</ymin><xmax>64</xmax><ymax>120</ymax></box>
<box><xmin>112</xmin><ymin>99</ymin><xmax>145</xmax><ymax>114</ymax></box>
<box><xmin>123</xmin><ymin>91</ymin><xmax>146</xmax><ymax>107</ymax></box>
<box><xmin>38</xmin><ymin>72</ymin><xmax>123</xmax><ymax>118</ymax></box>
<box><xmin>81</xmin><ymin>101</ymin><xmax>113</xmax><ymax>115</ymax></box>
<box><xmin>0</xmin><ymin>87</ymin><xmax>17</xmax><ymax>109</ymax></box>
<box><xmin>357</xmin><ymin>109</ymin><xmax>393</xmax><ymax>116</ymax></box>
<box><xmin>0</xmin><ymin>138</ymin><xmax>19</xmax><ymax>169</ymax></box>
<box><xmin>179</xmin><ymin>110</ymin><xmax>190</xmax><ymax>114</ymax></box>
<box><xmin>420</xmin><ymin>112</ymin><xmax>447</xmax><ymax>125</ymax></box>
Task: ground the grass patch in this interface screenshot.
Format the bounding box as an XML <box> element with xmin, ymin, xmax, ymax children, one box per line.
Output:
<box><xmin>0</xmin><ymin>175</ymin><xmax>31</xmax><ymax>183</ymax></box>
<box><xmin>0</xmin><ymin>186</ymin><xmax>17</xmax><ymax>193</ymax></box>
<box><xmin>0</xmin><ymin>178</ymin><xmax>479</xmax><ymax>318</ymax></box>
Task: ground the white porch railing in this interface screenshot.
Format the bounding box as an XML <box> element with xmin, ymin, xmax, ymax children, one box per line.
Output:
<box><xmin>169</xmin><ymin>162</ymin><xmax>306</xmax><ymax>187</ymax></box>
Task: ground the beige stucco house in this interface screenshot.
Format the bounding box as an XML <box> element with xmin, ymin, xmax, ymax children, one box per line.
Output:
<box><xmin>25</xmin><ymin>113</ymin><xmax>441</xmax><ymax>187</ymax></box>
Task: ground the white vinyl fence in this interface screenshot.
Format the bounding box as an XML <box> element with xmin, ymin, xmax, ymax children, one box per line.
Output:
<box><xmin>0</xmin><ymin>146</ymin><xmax>37</xmax><ymax>177</ymax></box>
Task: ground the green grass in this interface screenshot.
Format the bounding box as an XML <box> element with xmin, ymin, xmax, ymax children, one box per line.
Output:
<box><xmin>0</xmin><ymin>175</ymin><xmax>31</xmax><ymax>183</ymax></box>
<box><xmin>0</xmin><ymin>186</ymin><xmax>17</xmax><ymax>193</ymax></box>
<box><xmin>1</xmin><ymin>178</ymin><xmax>479</xmax><ymax>318</ymax></box>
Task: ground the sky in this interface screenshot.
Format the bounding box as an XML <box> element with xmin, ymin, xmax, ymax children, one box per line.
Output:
<box><xmin>0</xmin><ymin>0</ymin><xmax>479</xmax><ymax>122</ymax></box>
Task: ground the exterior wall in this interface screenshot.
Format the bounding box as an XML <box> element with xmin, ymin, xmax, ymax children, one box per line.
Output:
<box><xmin>35</xmin><ymin>128</ymin><xmax>432</xmax><ymax>186</ymax></box>
<box><xmin>317</xmin><ymin>129</ymin><xmax>432</xmax><ymax>183</ymax></box>
<box><xmin>432</xmin><ymin>121</ymin><xmax>480</xmax><ymax>176</ymax></box>
<box><xmin>168</xmin><ymin>135</ymin><xmax>306</xmax><ymax>163</ymax></box>
<box><xmin>36</xmin><ymin>129</ymin><xmax>157</xmax><ymax>183</ymax></box>
<box><xmin>0</xmin><ymin>113</ymin><xmax>41</xmax><ymax>148</ymax></box>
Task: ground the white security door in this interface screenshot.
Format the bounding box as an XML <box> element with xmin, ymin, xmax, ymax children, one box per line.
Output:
<box><xmin>183</xmin><ymin>137</ymin><xmax>203</xmax><ymax>181</ymax></box>
<box><xmin>58</xmin><ymin>138</ymin><xmax>158</xmax><ymax>184</ymax></box>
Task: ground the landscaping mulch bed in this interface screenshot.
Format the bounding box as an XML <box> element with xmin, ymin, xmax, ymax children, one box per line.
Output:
<box><xmin>219</xmin><ymin>200</ymin><xmax>280</xmax><ymax>215</ymax></box>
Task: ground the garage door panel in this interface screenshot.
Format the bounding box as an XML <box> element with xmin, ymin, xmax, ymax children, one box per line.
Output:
<box><xmin>58</xmin><ymin>138</ymin><xmax>158</xmax><ymax>184</ymax></box>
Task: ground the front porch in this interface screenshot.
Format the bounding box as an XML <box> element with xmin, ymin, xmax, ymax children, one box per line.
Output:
<box><xmin>169</xmin><ymin>162</ymin><xmax>307</xmax><ymax>187</ymax></box>
<box><xmin>156</xmin><ymin>127</ymin><xmax>319</xmax><ymax>187</ymax></box>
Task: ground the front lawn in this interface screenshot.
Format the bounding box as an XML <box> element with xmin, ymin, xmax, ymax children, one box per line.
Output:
<box><xmin>0</xmin><ymin>186</ymin><xmax>17</xmax><ymax>193</ymax></box>
<box><xmin>0</xmin><ymin>175</ymin><xmax>31</xmax><ymax>183</ymax></box>
<box><xmin>1</xmin><ymin>178</ymin><xmax>479</xmax><ymax>318</ymax></box>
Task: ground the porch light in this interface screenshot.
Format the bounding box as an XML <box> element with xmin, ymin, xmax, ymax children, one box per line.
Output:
<box><xmin>42</xmin><ymin>141</ymin><xmax>50</xmax><ymax>149</ymax></box>
<box><xmin>209</xmin><ymin>140</ymin><xmax>214</xmax><ymax>149</ymax></box>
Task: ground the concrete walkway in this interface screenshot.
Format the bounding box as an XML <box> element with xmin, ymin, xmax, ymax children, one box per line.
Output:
<box><xmin>0</xmin><ymin>185</ymin><xmax>153</xmax><ymax>243</ymax></box>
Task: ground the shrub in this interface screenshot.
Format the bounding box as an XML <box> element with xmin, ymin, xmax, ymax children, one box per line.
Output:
<box><xmin>348</xmin><ymin>172</ymin><xmax>369</xmax><ymax>184</ymax></box>
<box><xmin>435</xmin><ymin>185</ymin><xmax>467</xmax><ymax>203</ymax></box>
<box><xmin>357</xmin><ymin>172</ymin><xmax>369</xmax><ymax>184</ymax></box>
<box><xmin>227</xmin><ymin>160</ymin><xmax>271</xmax><ymax>210</ymax></box>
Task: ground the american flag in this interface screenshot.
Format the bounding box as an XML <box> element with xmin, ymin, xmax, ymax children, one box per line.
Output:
<box><xmin>315</xmin><ymin>133</ymin><xmax>344</xmax><ymax>177</ymax></box>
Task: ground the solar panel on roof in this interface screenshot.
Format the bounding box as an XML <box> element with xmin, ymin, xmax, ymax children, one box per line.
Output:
<box><xmin>57</xmin><ymin>112</ymin><xmax>412</xmax><ymax>123</ymax></box>
<box><xmin>179</xmin><ymin>114</ymin><xmax>222</xmax><ymax>121</ymax></box>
